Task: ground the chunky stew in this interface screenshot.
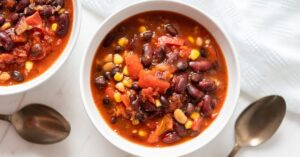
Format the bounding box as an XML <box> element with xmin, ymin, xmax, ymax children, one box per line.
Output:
<box><xmin>0</xmin><ymin>0</ymin><xmax>73</xmax><ymax>85</ymax></box>
<box><xmin>91</xmin><ymin>11</ymin><xmax>228</xmax><ymax>147</ymax></box>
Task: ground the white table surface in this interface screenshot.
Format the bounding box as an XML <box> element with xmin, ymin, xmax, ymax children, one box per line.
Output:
<box><xmin>0</xmin><ymin>8</ymin><xmax>299</xmax><ymax>157</ymax></box>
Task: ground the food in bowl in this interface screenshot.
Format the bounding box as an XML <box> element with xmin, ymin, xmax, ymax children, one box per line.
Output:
<box><xmin>90</xmin><ymin>11</ymin><xmax>228</xmax><ymax>147</ymax></box>
<box><xmin>0</xmin><ymin>0</ymin><xmax>73</xmax><ymax>86</ymax></box>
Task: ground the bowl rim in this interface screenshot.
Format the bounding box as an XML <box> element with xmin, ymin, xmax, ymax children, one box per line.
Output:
<box><xmin>80</xmin><ymin>0</ymin><xmax>240</xmax><ymax>156</ymax></box>
<box><xmin>0</xmin><ymin>0</ymin><xmax>82</xmax><ymax>95</ymax></box>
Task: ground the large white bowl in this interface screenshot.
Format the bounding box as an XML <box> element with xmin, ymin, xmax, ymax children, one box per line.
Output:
<box><xmin>0</xmin><ymin>0</ymin><xmax>81</xmax><ymax>95</ymax></box>
<box><xmin>80</xmin><ymin>0</ymin><xmax>240</xmax><ymax>156</ymax></box>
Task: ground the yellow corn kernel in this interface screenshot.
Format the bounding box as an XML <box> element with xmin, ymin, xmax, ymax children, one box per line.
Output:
<box><xmin>114</xmin><ymin>54</ymin><xmax>124</xmax><ymax>65</ymax></box>
<box><xmin>190</xmin><ymin>112</ymin><xmax>200</xmax><ymax>120</ymax></box>
<box><xmin>185</xmin><ymin>119</ymin><xmax>193</xmax><ymax>129</ymax></box>
<box><xmin>114</xmin><ymin>72</ymin><xmax>123</xmax><ymax>82</ymax></box>
<box><xmin>138</xmin><ymin>26</ymin><xmax>147</xmax><ymax>33</ymax></box>
<box><xmin>188</xmin><ymin>36</ymin><xmax>194</xmax><ymax>44</ymax></box>
<box><xmin>122</xmin><ymin>77</ymin><xmax>132</xmax><ymax>88</ymax></box>
<box><xmin>0</xmin><ymin>72</ymin><xmax>10</xmax><ymax>81</ymax></box>
<box><xmin>132</xmin><ymin>119</ymin><xmax>140</xmax><ymax>125</ymax></box>
<box><xmin>25</xmin><ymin>61</ymin><xmax>34</xmax><ymax>72</ymax></box>
<box><xmin>155</xmin><ymin>99</ymin><xmax>162</xmax><ymax>107</ymax></box>
<box><xmin>138</xmin><ymin>130</ymin><xmax>147</xmax><ymax>137</ymax></box>
<box><xmin>118</xmin><ymin>37</ymin><xmax>128</xmax><ymax>47</ymax></box>
<box><xmin>123</xmin><ymin>66</ymin><xmax>129</xmax><ymax>76</ymax></box>
<box><xmin>196</xmin><ymin>37</ymin><xmax>203</xmax><ymax>47</ymax></box>
<box><xmin>189</xmin><ymin>49</ymin><xmax>200</xmax><ymax>60</ymax></box>
<box><xmin>113</xmin><ymin>92</ymin><xmax>122</xmax><ymax>103</ymax></box>
<box><xmin>51</xmin><ymin>23</ymin><xmax>58</xmax><ymax>32</ymax></box>
<box><xmin>1</xmin><ymin>22</ymin><xmax>11</xmax><ymax>30</ymax></box>
<box><xmin>115</xmin><ymin>82</ymin><xmax>126</xmax><ymax>92</ymax></box>
<box><xmin>132</xmin><ymin>129</ymin><xmax>138</xmax><ymax>134</ymax></box>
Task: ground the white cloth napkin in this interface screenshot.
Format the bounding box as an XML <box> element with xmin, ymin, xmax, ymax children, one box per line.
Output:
<box><xmin>81</xmin><ymin>0</ymin><xmax>300</xmax><ymax>114</ymax></box>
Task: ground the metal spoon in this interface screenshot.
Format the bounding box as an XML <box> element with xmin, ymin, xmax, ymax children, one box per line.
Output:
<box><xmin>228</xmin><ymin>95</ymin><xmax>286</xmax><ymax>157</ymax></box>
<box><xmin>0</xmin><ymin>104</ymin><xmax>71</xmax><ymax>144</ymax></box>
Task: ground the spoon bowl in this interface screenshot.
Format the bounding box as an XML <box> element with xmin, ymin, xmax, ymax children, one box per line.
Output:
<box><xmin>228</xmin><ymin>95</ymin><xmax>286</xmax><ymax>157</ymax></box>
<box><xmin>0</xmin><ymin>104</ymin><xmax>71</xmax><ymax>144</ymax></box>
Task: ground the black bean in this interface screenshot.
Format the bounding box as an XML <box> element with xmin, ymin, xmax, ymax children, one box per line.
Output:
<box><xmin>94</xmin><ymin>75</ymin><xmax>107</xmax><ymax>90</ymax></box>
<box><xmin>111</xmin><ymin>66</ymin><xmax>121</xmax><ymax>76</ymax></box>
<box><xmin>103</xmin><ymin>32</ymin><xmax>115</xmax><ymax>47</ymax></box>
<box><xmin>135</xmin><ymin>111</ymin><xmax>145</xmax><ymax>121</ymax></box>
<box><xmin>39</xmin><ymin>5</ymin><xmax>54</xmax><ymax>18</ymax></box>
<box><xmin>131</xmin><ymin>96</ymin><xmax>141</xmax><ymax>111</ymax></box>
<box><xmin>185</xmin><ymin>103</ymin><xmax>195</xmax><ymax>115</ymax></box>
<box><xmin>141</xmin><ymin>43</ymin><xmax>153</xmax><ymax>67</ymax></box>
<box><xmin>104</xmin><ymin>71</ymin><xmax>112</xmax><ymax>80</ymax></box>
<box><xmin>10</xmin><ymin>13</ymin><xmax>19</xmax><ymax>23</ymax></box>
<box><xmin>201</xmin><ymin>95</ymin><xmax>212</xmax><ymax>117</ymax></box>
<box><xmin>174</xmin><ymin>73</ymin><xmax>188</xmax><ymax>93</ymax></box>
<box><xmin>165</xmin><ymin>24</ymin><xmax>178</xmax><ymax>36</ymax></box>
<box><xmin>11</xmin><ymin>70</ymin><xmax>24</xmax><ymax>82</ymax></box>
<box><xmin>129</xmin><ymin>94</ymin><xmax>137</xmax><ymax>103</ymax></box>
<box><xmin>142</xmin><ymin>31</ymin><xmax>153</xmax><ymax>41</ymax></box>
<box><xmin>162</xmin><ymin>132</ymin><xmax>180</xmax><ymax>144</ymax></box>
<box><xmin>0</xmin><ymin>32</ymin><xmax>14</xmax><ymax>51</ymax></box>
<box><xmin>198</xmin><ymin>79</ymin><xmax>217</xmax><ymax>92</ymax></box>
<box><xmin>111</xmin><ymin>116</ymin><xmax>117</xmax><ymax>124</ymax></box>
<box><xmin>174</xmin><ymin>122</ymin><xmax>187</xmax><ymax>137</ymax></box>
<box><xmin>154</xmin><ymin>47</ymin><xmax>165</xmax><ymax>63</ymax></box>
<box><xmin>0</xmin><ymin>15</ymin><xmax>4</xmax><ymax>26</ymax></box>
<box><xmin>189</xmin><ymin>60</ymin><xmax>212</xmax><ymax>72</ymax></box>
<box><xmin>186</xmin><ymin>84</ymin><xmax>204</xmax><ymax>100</ymax></box>
<box><xmin>200</xmin><ymin>48</ymin><xmax>207</xmax><ymax>58</ymax></box>
<box><xmin>16</xmin><ymin>0</ymin><xmax>29</xmax><ymax>12</ymax></box>
<box><xmin>56</xmin><ymin>13</ymin><xmax>69</xmax><ymax>37</ymax></box>
<box><xmin>176</xmin><ymin>61</ymin><xmax>188</xmax><ymax>71</ymax></box>
<box><xmin>30</xmin><ymin>43</ymin><xmax>43</xmax><ymax>57</ymax></box>
<box><xmin>114</xmin><ymin>45</ymin><xmax>124</xmax><ymax>53</ymax></box>
<box><xmin>160</xmin><ymin>95</ymin><xmax>169</xmax><ymax>108</ymax></box>
<box><xmin>131</xmin><ymin>82</ymin><xmax>141</xmax><ymax>91</ymax></box>
<box><xmin>52</xmin><ymin>0</ymin><xmax>64</xmax><ymax>7</ymax></box>
<box><xmin>102</xmin><ymin>96</ymin><xmax>110</xmax><ymax>107</ymax></box>
<box><xmin>189</xmin><ymin>72</ymin><xmax>203</xmax><ymax>83</ymax></box>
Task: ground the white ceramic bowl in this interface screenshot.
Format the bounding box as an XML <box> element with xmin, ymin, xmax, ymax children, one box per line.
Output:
<box><xmin>0</xmin><ymin>0</ymin><xmax>81</xmax><ymax>95</ymax></box>
<box><xmin>80</xmin><ymin>0</ymin><xmax>240</xmax><ymax>156</ymax></box>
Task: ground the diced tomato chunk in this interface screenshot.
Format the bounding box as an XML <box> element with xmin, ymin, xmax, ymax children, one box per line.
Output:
<box><xmin>125</xmin><ymin>54</ymin><xmax>143</xmax><ymax>80</ymax></box>
<box><xmin>25</xmin><ymin>11</ymin><xmax>43</xmax><ymax>29</ymax></box>
<box><xmin>138</xmin><ymin>70</ymin><xmax>170</xmax><ymax>93</ymax></box>
<box><xmin>192</xmin><ymin>118</ymin><xmax>203</xmax><ymax>131</ymax></box>
<box><xmin>104</xmin><ymin>86</ymin><xmax>115</xmax><ymax>100</ymax></box>
<box><xmin>121</xmin><ymin>94</ymin><xmax>131</xmax><ymax>110</ymax></box>
<box><xmin>147</xmin><ymin>114</ymin><xmax>173</xmax><ymax>144</ymax></box>
<box><xmin>158</xmin><ymin>36</ymin><xmax>184</xmax><ymax>46</ymax></box>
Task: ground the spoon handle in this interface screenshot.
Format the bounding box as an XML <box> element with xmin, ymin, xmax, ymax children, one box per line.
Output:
<box><xmin>228</xmin><ymin>143</ymin><xmax>241</xmax><ymax>157</ymax></box>
<box><xmin>0</xmin><ymin>114</ymin><xmax>10</xmax><ymax>122</ymax></box>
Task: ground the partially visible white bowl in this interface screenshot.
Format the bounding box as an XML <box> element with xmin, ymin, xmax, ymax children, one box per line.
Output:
<box><xmin>80</xmin><ymin>0</ymin><xmax>240</xmax><ymax>157</ymax></box>
<box><xmin>0</xmin><ymin>0</ymin><xmax>81</xmax><ymax>95</ymax></box>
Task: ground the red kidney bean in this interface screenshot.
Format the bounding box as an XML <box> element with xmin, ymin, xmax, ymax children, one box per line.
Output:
<box><xmin>0</xmin><ymin>15</ymin><xmax>4</xmax><ymax>26</ymax></box>
<box><xmin>198</xmin><ymin>79</ymin><xmax>217</xmax><ymax>92</ymax></box>
<box><xmin>11</xmin><ymin>70</ymin><xmax>24</xmax><ymax>82</ymax></box>
<box><xmin>165</xmin><ymin>24</ymin><xmax>178</xmax><ymax>36</ymax></box>
<box><xmin>174</xmin><ymin>122</ymin><xmax>187</xmax><ymax>137</ymax></box>
<box><xmin>39</xmin><ymin>5</ymin><xmax>54</xmax><ymax>18</ymax></box>
<box><xmin>162</xmin><ymin>132</ymin><xmax>180</xmax><ymax>144</ymax></box>
<box><xmin>30</xmin><ymin>43</ymin><xmax>43</xmax><ymax>57</ymax></box>
<box><xmin>189</xmin><ymin>72</ymin><xmax>203</xmax><ymax>83</ymax></box>
<box><xmin>141</xmin><ymin>43</ymin><xmax>153</xmax><ymax>67</ymax></box>
<box><xmin>94</xmin><ymin>75</ymin><xmax>107</xmax><ymax>90</ymax></box>
<box><xmin>0</xmin><ymin>32</ymin><xmax>14</xmax><ymax>51</ymax></box>
<box><xmin>174</xmin><ymin>73</ymin><xmax>188</xmax><ymax>94</ymax></box>
<box><xmin>201</xmin><ymin>95</ymin><xmax>212</xmax><ymax>117</ymax></box>
<box><xmin>153</xmin><ymin>47</ymin><xmax>165</xmax><ymax>63</ymax></box>
<box><xmin>166</xmin><ymin>50</ymin><xmax>179</xmax><ymax>64</ymax></box>
<box><xmin>56</xmin><ymin>13</ymin><xmax>69</xmax><ymax>37</ymax></box>
<box><xmin>142</xmin><ymin>31</ymin><xmax>153</xmax><ymax>41</ymax></box>
<box><xmin>185</xmin><ymin>103</ymin><xmax>195</xmax><ymax>115</ymax></box>
<box><xmin>189</xmin><ymin>60</ymin><xmax>212</xmax><ymax>72</ymax></box>
<box><xmin>186</xmin><ymin>84</ymin><xmax>204</xmax><ymax>100</ymax></box>
<box><xmin>16</xmin><ymin>0</ymin><xmax>29</xmax><ymax>12</ymax></box>
<box><xmin>10</xmin><ymin>13</ymin><xmax>19</xmax><ymax>23</ymax></box>
<box><xmin>35</xmin><ymin>0</ymin><xmax>46</xmax><ymax>5</ymax></box>
<box><xmin>24</xmin><ymin>7</ymin><xmax>35</xmax><ymax>16</ymax></box>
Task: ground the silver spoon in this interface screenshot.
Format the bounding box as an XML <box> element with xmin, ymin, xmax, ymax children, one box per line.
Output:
<box><xmin>228</xmin><ymin>95</ymin><xmax>286</xmax><ymax>157</ymax></box>
<box><xmin>0</xmin><ymin>104</ymin><xmax>71</xmax><ymax>144</ymax></box>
